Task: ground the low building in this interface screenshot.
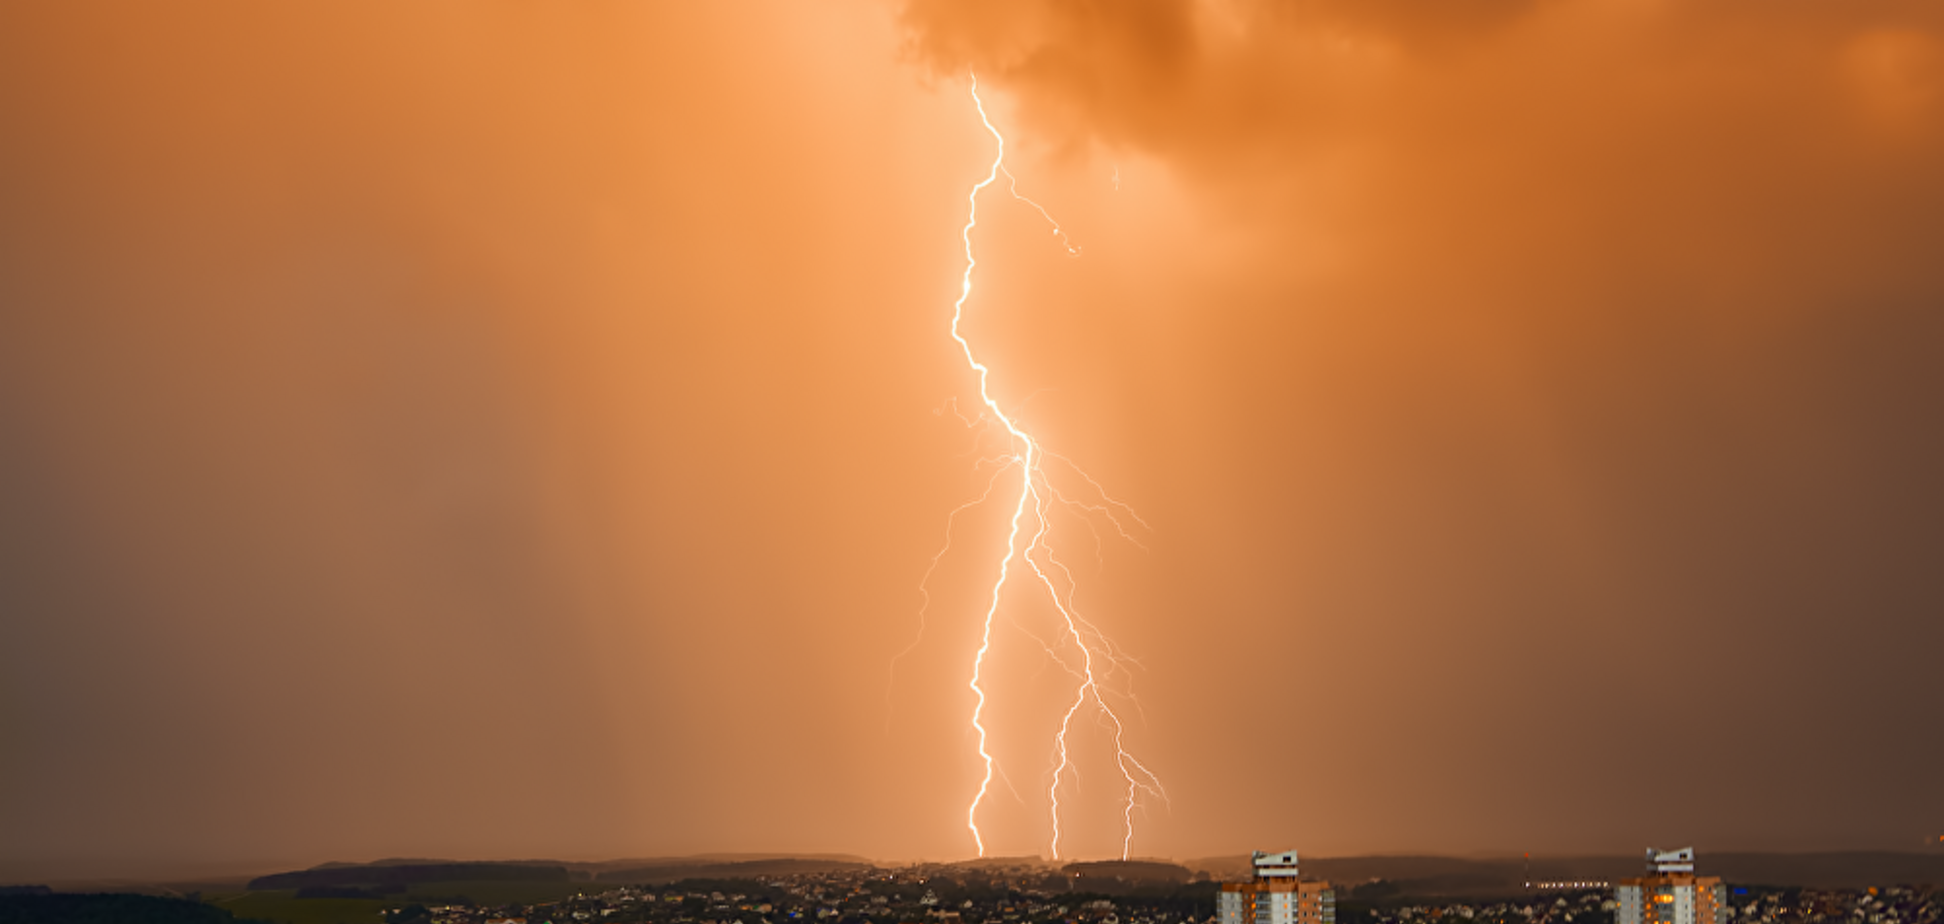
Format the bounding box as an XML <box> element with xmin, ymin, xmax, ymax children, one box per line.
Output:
<box><xmin>1615</xmin><ymin>848</ymin><xmax>1727</xmax><ymax>924</ymax></box>
<box><xmin>1218</xmin><ymin>851</ymin><xmax>1336</xmax><ymax>924</ymax></box>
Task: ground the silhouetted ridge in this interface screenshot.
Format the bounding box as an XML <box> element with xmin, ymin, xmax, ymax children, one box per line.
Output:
<box><xmin>248</xmin><ymin>863</ymin><xmax>568</xmax><ymax>890</ymax></box>
<box><xmin>1063</xmin><ymin>861</ymin><xmax>1194</xmax><ymax>883</ymax></box>
<box><xmin>596</xmin><ymin>859</ymin><xmax>874</xmax><ymax>884</ymax></box>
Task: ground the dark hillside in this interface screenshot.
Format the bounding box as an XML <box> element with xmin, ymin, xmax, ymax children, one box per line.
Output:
<box><xmin>0</xmin><ymin>893</ymin><xmax>264</xmax><ymax>924</ymax></box>
<box><xmin>249</xmin><ymin>863</ymin><xmax>568</xmax><ymax>891</ymax></box>
<box><xmin>596</xmin><ymin>859</ymin><xmax>873</xmax><ymax>884</ymax></box>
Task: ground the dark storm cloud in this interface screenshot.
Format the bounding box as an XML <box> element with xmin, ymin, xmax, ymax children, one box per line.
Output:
<box><xmin>894</xmin><ymin>0</ymin><xmax>1944</xmax><ymax>853</ymax></box>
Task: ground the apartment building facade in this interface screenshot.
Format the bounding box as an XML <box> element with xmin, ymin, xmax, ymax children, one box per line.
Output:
<box><xmin>1615</xmin><ymin>848</ymin><xmax>1727</xmax><ymax>924</ymax></box>
<box><xmin>1218</xmin><ymin>851</ymin><xmax>1336</xmax><ymax>924</ymax></box>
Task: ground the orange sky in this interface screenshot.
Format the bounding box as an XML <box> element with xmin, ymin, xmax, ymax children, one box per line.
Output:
<box><xmin>1</xmin><ymin>0</ymin><xmax>1941</xmax><ymax>880</ymax></box>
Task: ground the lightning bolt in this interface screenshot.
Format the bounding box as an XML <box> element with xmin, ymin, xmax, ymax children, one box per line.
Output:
<box><xmin>925</xmin><ymin>74</ymin><xmax>1164</xmax><ymax>861</ymax></box>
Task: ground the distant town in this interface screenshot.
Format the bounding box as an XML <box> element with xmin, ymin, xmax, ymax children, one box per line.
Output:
<box><xmin>372</xmin><ymin>856</ymin><xmax>1939</xmax><ymax>924</ymax></box>
<box><xmin>3</xmin><ymin>850</ymin><xmax>1941</xmax><ymax>924</ymax></box>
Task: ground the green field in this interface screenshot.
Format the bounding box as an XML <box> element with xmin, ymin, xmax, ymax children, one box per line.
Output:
<box><xmin>208</xmin><ymin>881</ymin><xmax>595</xmax><ymax>924</ymax></box>
<box><xmin>210</xmin><ymin>891</ymin><xmax>387</xmax><ymax>924</ymax></box>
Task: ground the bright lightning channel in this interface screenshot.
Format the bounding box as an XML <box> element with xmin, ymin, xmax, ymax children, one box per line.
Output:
<box><xmin>937</xmin><ymin>74</ymin><xmax>1165</xmax><ymax>862</ymax></box>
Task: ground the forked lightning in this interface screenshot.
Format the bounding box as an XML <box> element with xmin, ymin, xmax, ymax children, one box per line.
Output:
<box><xmin>904</xmin><ymin>74</ymin><xmax>1166</xmax><ymax>861</ymax></box>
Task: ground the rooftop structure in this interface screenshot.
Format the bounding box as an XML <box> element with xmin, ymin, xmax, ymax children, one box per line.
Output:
<box><xmin>1651</xmin><ymin>848</ymin><xmax>1696</xmax><ymax>874</ymax></box>
<box><xmin>1254</xmin><ymin>851</ymin><xmax>1301</xmax><ymax>878</ymax></box>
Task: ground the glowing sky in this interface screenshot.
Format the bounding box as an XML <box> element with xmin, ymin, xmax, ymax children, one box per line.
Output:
<box><xmin>1</xmin><ymin>0</ymin><xmax>1941</xmax><ymax>880</ymax></box>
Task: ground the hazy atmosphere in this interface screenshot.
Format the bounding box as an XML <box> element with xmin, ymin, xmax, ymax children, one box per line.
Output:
<box><xmin>2</xmin><ymin>0</ymin><xmax>1941</xmax><ymax>882</ymax></box>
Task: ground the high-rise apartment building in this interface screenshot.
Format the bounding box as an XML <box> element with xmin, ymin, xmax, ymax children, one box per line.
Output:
<box><xmin>1218</xmin><ymin>851</ymin><xmax>1335</xmax><ymax>924</ymax></box>
<box><xmin>1615</xmin><ymin>849</ymin><xmax>1727</xmax><ymax>924</ymax></box>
